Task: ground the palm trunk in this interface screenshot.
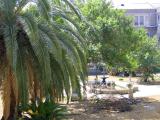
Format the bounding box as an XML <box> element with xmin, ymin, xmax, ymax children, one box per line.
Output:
<box><xmin>2</xmin><ymin>67</ymin><xmax>17</xmax><ymax>120</ymax></box>
<box><xmin>7</xmin><ymin>86</ymin><xmax>16</xmax><ymax>120</ymax></box>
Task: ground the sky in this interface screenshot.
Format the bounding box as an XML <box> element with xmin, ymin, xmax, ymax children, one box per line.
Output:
<box><xmin>110</xmin><ymin>0</ymin><xmax>160</xmax><ymax>9</ymax></box>
<box><xmin>111</xmin><ymin>0</ymin><xmax>160</xmax><ymax>3</ymax></box>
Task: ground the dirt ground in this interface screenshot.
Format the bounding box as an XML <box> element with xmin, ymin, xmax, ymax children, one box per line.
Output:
<box><xmin>67</xmin><ymin>97</ymin><xmax>160</xmax><ymax>120</ymax></box>
<box><xmin>0</xmin><ymin>75</ymin><xmax>160</xmax><ymax>119</ymax></box>
<box><xmin>1</xmin><ymin>96</ymin><xmax>160</xmax><ymax>120</ymax></box>
<box><xmin>67</xmin><ymin>75</ymin><xmax>160</xmax><ymax>120</ymax></box>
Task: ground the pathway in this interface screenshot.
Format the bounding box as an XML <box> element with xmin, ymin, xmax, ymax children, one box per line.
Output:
<box><xmin>88</xmin><ymin>75</ymin><xmax>160</xmax><ymax>98</ymax></box>
<box><xmin>110</xmin><ymin>80</ymin><xmax>160</xmax><ymax>97</ymax></box>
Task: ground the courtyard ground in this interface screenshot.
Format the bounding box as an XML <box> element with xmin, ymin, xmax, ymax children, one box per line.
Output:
<box><xmin>1</xmin><ymin>75</ymin><xmax>160</xmax><ymax>119</ymax></box>
<box><xmin>67</xmin><ymin>97</ymin><xmax>160</xmax><ymax>120</ymax></box>
<box><xmin>67</xmin><ymin>75</ymin><xmax>160</xmax><ymax>120</ymax></box>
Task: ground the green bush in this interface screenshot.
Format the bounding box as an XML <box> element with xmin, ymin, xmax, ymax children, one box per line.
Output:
<box><xmin>17</xmin><ymin>99</ymin><xmax>67</xmax><ymax>120</ymax></box>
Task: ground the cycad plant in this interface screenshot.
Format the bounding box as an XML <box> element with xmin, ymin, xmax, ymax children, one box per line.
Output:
<box><xmin>17</xmin><ymin>99</ymin><xmax>67</xmax><ymax>120</ymax></box>
<box><xmin>0</xmin><ymin>0</ymin><xmax>87</xmax><ymax>119</ymax></box>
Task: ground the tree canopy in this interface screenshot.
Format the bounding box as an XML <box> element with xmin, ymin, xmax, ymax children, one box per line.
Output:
<box><xmin>136</xmin><ymin>37</ymin><xmax>160</xmax><ymax>81</ymax></box>
<box><xmin>78</xmin><ymin>0</ymin><xmax>159</xmax><ymax>72</ymax></box>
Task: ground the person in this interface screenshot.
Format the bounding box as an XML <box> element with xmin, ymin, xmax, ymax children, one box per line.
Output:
<box><xmin>101</xmin><ymin>76</ymin><xmax>107</xmax><ymax>85</ymax></box>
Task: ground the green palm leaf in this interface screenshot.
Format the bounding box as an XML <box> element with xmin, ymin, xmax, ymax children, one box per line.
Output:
<box><xmin>0</xmin><ymin>0</ymin><xmax>87</xmax><ymax>119</ymax></box>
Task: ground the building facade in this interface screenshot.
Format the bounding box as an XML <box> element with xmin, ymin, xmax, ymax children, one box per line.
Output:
<box><xmin>126</xmin><ymin>9</ymin><xmax>157</xmax><ymax>37</ymax></box>
<box><xmin>157</xmin><ymin>8</ymin><xmax>160</xmax><ymax>40</ymax></box>
<box><xmin>111</xmin><ymin>0</ymin><xmax>160</xmax><ymax>40</ymax></box>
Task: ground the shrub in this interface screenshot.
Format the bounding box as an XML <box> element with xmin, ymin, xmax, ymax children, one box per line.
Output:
<box><xmin>17</xmin><ymin>99</ymin><xmax>67</xmax><ymax>120</ymax></box>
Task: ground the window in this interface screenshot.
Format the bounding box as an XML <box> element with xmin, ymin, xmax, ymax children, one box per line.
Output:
<box><xmin>134</xmin><ymin>16</ymin><xmax>145</xmax><ymax>26</ymax></box>
<box><xmin>140</xmin><ymin>16</ymin><xmax>144</xmax><ymax>25</ymax></box>
<box><xmin>134</xmin><ymin>16</ymin><xmax>138</xmax><ymax>26</ymax></box>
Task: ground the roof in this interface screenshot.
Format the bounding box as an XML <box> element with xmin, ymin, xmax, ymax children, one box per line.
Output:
<box><xmin>108</xmin><ymin>0</ymin><xmax>160</xmax><ymax>9</ymax></box>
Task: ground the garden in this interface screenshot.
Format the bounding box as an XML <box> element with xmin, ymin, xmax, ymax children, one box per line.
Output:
<box><xmin>0</xmin><ymin>0</ymin><xmax>160</xmax><ymax>120</ymax></box>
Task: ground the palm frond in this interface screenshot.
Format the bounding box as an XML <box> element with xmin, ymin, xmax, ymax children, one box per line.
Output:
<box><xmin>37</xmin><ymin>0</ymin><xmax>50</xmax><ymax>20</ymax></box>
<box><xmin>15</xmin><ymin>0</ymin><xmax>28</xmax><ymax>14</ymax></box>
<box><xmin>62</xmin><ymin>0</ymin><xmax>85</xmax><ymax>21</ymax></box>
<box><xmin>16</xmin><ymin>48</ymin><xmax>28</xmax><ymax>109</ymax></box>
<box><xmin>0</xmin><ymin>0</ymin><xmax>87</xmax><ymax>119</ymax></box>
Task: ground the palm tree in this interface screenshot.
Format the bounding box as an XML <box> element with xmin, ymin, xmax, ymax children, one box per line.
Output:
<box><xmin>0</xmin><ymin>0</ymin><xmax>87</xmax><ymax>119</ymax></box>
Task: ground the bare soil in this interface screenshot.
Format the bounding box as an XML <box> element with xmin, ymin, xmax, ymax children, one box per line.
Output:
<box><xmin>67</xmin><ymin>75</ymin><xmax>160</xmax><ymax>120</ymax></box>
<box><xmin>66</xmin><ymin>97</ymin><xmax>160</xmax><ymax>120</ymax></box>
<box><xmin>1</xmin><ymin>75</ymin><xmax>160</xmax><ymax>119</ymax></box>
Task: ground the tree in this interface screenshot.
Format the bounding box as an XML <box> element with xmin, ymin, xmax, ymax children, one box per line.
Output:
<box><xmin>0</xmin><ymin>0</ymin><xmax>87</xmax><ymax>119</ymax></box>
<box><xmin>77</xmin><ymin>0</ymin><xmax>143</xmax><ymax>73</ymax></box>
<box><xmin>136</xmin><ymin>37</ymin><xmax>160</xmax><ymax>82</ymax></box>
<box><xmin>76</xmin><ymin>0</ymin><xmax>160</xmax><ymax>81</ymax></box>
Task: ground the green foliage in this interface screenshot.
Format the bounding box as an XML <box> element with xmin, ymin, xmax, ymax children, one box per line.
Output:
<box><xmin>88</xmin><ymin>42</ymin><xmax>102</xmax><ymax>62</ymax></box>
<box><xmin>18</xmin><ymin>99</ymin><xmax>67</xmax><ymax>120</ymax></box>
<box><xmin>0</xmin><ymin>0</ymin><xmax>87</xmax><ymax>119</ymax></box>
<box><xmin>78</xmin><ymin>0</ymin><xmax>160</xmax><ymax>78</ymax></box>
<box><xmin>136</xmin><ymin>37</ymin><xmax>160</xmax><ymax>81</ymax></box>
<box><xmin>119</xmin><ymin>78</ymin><xmax>124</xmax><ymax>81</ymax></box>
<box><xmin>78</xmin><ymin>0</ymin><xmax>141</xmax><ymax>70</ymax></box>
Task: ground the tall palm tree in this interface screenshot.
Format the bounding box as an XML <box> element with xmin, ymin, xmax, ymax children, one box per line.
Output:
<box><xmin>0</xmin><ymin>0</ymin><xmax>87</xmax><ymax>119</ymax></box>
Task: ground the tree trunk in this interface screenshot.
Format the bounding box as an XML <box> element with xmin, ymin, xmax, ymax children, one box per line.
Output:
<box><xmin>2</xmin><ymin>67</ymin><xmax>17</xmax><ymax>120</ymax></box>
<box><xmin>128</xmin><ymin>87</ymin><xmax>133</xmax><ymax>99</ymax></box>
<box><xmin>6</xmin><ymin>87</ymin><xmax>16</xmax><ymax>120</ymax></box>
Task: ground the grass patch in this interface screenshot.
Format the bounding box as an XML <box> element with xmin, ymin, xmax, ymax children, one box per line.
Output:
<box><xmin>119</xmin><ymin>78</ymin><xmax>124</xmax><ymax>81</ymax></box>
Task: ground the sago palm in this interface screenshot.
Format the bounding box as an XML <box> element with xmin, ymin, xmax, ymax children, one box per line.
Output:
<box><xmin>0</xmin><ymin>0</ymin><xmax>87</xmax><ymax>119</ymax></box>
